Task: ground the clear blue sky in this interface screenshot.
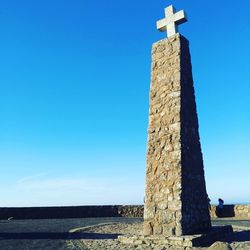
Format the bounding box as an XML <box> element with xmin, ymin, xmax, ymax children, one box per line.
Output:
<box><xmin>0</xmin><ymin>0</ymin><xmax>249</xmax><ymax>207</ymax></box>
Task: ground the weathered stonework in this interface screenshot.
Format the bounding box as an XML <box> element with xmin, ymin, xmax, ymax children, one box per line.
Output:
<box><xmin>143</xmin><ymin>34</ymin><xmax>211</xmax><ymax>237</ymax></box>
<box><xmin>119</xmin><ymin>225</ymin><xmax>233</xmax><ymax>248</ymax></box>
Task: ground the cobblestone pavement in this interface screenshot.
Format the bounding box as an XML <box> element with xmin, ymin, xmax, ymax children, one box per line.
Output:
<box><xmin>212</xmin><ymin>218</ymin><xmax>250</xmax><ymax>228</ymax></box>
<box><xmin>0</xmin><ymin>217</ymin><xmax>141</xmax><ymax>250</ymax></box>
<box><xmin>67</xmin><ymin>221</ymin><xmax>250</xmax><ymax>250</ymax></box>
<box><xmin>0</xmin><ymin>218</ymin><xmax>250</xmax><ymax>250</ymax></box>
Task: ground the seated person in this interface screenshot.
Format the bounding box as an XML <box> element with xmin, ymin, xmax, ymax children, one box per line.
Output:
<box><xmin>216</xmin><ymin>198</ymin><xmax>224</xmax><ymax>217</ymax></box>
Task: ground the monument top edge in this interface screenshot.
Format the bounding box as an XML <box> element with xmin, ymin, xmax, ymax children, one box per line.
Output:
<box><xmin>153</xmin><ymin>33</ymin><xmax>189</xmax><ymax>46</ymax></box>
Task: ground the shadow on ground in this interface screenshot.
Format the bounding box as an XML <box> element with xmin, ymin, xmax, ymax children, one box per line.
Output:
<box><xmin>0</xmin><ymin>232</ymin><xmax>120</xmax><ymax>240</ymax></box>
<box><xmin>222</xmin><ymin>230</ymin><xmax>250</xmax><ymax>243</ymax></box>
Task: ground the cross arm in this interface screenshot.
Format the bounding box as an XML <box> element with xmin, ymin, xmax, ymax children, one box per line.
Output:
<box><xmin>157</xmin><ymin>19</ymin><xmax>167</xmax><ymax>31</ymax></box>
<box><xmin>174</xmin><ymin>10</ymin><xmax>187</xmax><ymax>25</ymax></box>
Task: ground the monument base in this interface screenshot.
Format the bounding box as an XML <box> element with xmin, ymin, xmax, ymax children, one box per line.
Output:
<box><xmin>118</xmin><ymin>226</ymin><xmax>233</xmax><ymax>248</ymax></box>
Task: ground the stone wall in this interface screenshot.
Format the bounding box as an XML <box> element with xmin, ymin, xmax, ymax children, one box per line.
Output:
<box><xmin>0</xmin><ymin>205</ymin><xmax>249</xmax><ymax>219</ymax></box>
<box><xmin>229</xmin><ymin>205</ymin><xmax>250</xmax><ymax>218</ymax></box>
<box><xmin>143</xmin><ymin>34</ymin><xmax>210</xmax><ymax>237</ymax></box>
<box><xmin>210</xmin><ymin>204</ymin><xmax>250</xmax><ymax>218</ymax></box>
<box><xmin>0</xmin><ymin>205</ymin><xmax>143</xmax><ymax>220</ymax></box>
<box><xmin>118</xmin><ymin>205</ymin><xmax>144</xmax><ymax>218</ymax></box>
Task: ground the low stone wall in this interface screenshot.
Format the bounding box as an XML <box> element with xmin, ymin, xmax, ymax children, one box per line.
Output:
<box><xmin>122</xmin><ymin>205</ymin><xmax>250</xmax><ymax>219</ymax></box>
<box><xmin>0</xmin><ymin>205</ymin><xmax>249</xmax><ymax>220</ymax></box>
<box><xmin>118</xmin><ymin>205</ymin><xmax>144</xmax><ymax>218</ymax></box>
<box><xmin>210</xmin><ymin>205</ymin><xmax>250</xmax><ymax>218</ymax></box>
<box><xmin>0</xmin><ymin>205</ymin><xmax>144</xmax><ymax>220</ymax></box>
<box><xmin>234</xmin><ymin>205</ymin><xmax>250</xmax><ymax>218</ymax></box>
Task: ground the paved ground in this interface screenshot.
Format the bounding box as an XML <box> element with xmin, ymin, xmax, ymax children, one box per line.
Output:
<box><xmin>0</xmin><ymin>218</ymin><xmax>141</xmax><ymax>250</ymax></box>
<box><xmin>212</xmin><ymin>218</ymin><xmax>250</xmax><ymax>228</ymax></box>
<box><xmin>0</xmin><ymin>218</ymin><xmax>249</xmax><ymax>250</ymax></box>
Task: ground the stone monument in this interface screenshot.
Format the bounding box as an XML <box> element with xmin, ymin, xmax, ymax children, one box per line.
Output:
<box><xmin>143</xmin><ymin>5</ymin><xmax>211</xmax><ymax>237</ymax></box>
<box><xmin>119</xmin><ymin>5</ymin><xmax>232</xmax><ymax>247</ymax></box>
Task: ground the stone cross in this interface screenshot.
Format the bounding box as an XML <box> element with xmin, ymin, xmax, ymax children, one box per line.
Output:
<box><xmin>157</xmin><ymin>5</ymin><xmax>187</xmax><ymax>37</ymax></box>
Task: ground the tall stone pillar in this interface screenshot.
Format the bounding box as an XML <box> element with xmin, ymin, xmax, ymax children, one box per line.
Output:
<box><xmin>143</xmin><ymin>34</ymin><xmax>211</xmax><ymax>237</ymax></box>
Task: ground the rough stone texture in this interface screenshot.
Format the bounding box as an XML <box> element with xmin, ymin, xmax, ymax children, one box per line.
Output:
<box><xmin>118</xmin><ymin>206</ymin><xmax>144</xmax><ymax>218</ymax></box>
<box><xmin>119</xmin><ymin>226</ymin><xmax>233</xmax><ymax>248</ymax></box>
<box><xmin>123</xmin><ymin>205</ymin><xmax>250</xmax><ymax>219</ymax></box>
<box><xmin>121</xmin><ymin>205</ymin><xmax>250</xmax><ymax>219</ymax></box>
<box><xmin>233</xmin><ymin>205</ymin><xmax>250</xmax><ymax>218</ymax></box>
<box><xmin>207</xmin><ymin>242</ymin><xmax>232</xmax><ymax>250</ymax></box>
<box><xmin>144</xmin><ymin>34</ymin><xmax>211</xmax><ymax>237</ymax></box>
